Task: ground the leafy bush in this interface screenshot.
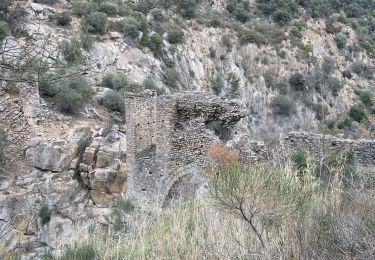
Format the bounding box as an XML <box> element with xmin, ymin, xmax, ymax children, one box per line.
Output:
<box><xmin>0</xmin><ymin>128</ymin><xmax>7</xmax><ymax>164</ymax></box>
<box><xmin>359</xmin><ymin>90</ymin><xmax>374</xmax><ymax>107</ymax></box>
<box><xmin>71</xmin><ymin>0</ymin><xmax>97</xmax><ymax>16</ymax></box>
<box><xmin>232</xmin><ymin>5</ymin><xmax>250</xmax><ymax>23</ymax></box>
<box><xmin>148</xmin><ymin>33</ymin><xmax>163</xmax><ymax>54</ymax></box>
<box><xmin>83</xmin><ymin>12</ymin><xmax>108</xmax><ymax>34</ymax></box>
<box><xmin>289</xmin><ymin>73</ymin><xmax>306</xmax><ymax>91</ymax></box>
<box><xmin>126</xmin><ymin>83</ymin><xmax>144</xmax><ymax>93</ymax></box>
<box><xmin>273</xmin><ymin>9</ymin><xmax>292</xmax><ymax>25</ymax></box>
<box><xmin>263</xmin><ymin>70</ymin><xmax>277</xmax><ymax>89</ymax></box>
<box><xmin>351</xmin><ymin>60</ymin><xmax>367</xmax><ymax>75</ymax></box>
<box><xmin>77</xmin><ymin>134</ymin><xmax>91</xmax><ymax>156</ymax></box>
<box><xmin>79</xmin><ymin>32</ymin><xmax>94</xmax><ymax>51</ymax></box>
<box><xmin>59</xmin><ymin>38</ymin><xmax>84</xmax><ymax>64</ymax></box>
<box><xmin>38</xmin><ymin>75</ymin><xmax>58</xmax><ymax>97</ymax></box>
<box><xmin>100</xmin><ymin>1</ymin><xmax>119</xmax><ymax>16</ymax></box>
<box><xmin>176</xmin><ymin>0</ymin><xmax>197</xmax><ymax>18</ymax></box>
<box><xmin>211</xmin><ymin>75</ymin><xmax>225</xmax><ymax>95</ymax></box>
<box><xmin>101</xmin><ymin>73</ymin><xmax>128</xmax><ymax>91</ymax></box>
<box><xmin>113</xmin><ymin>17</ymin><xmax>142</xmax><ymax>38</ymax></box>
<box><xmin>292</xmin><ymin>151</ymin><xmax>308</xmax><ymax>171</ymax></box>
<box><xmin>56</xmin><ymin>12</ymin><xmax>72</xmax><ymax>27</ymax></box>
<box><xmin>0</xmin><ymin>21</ymin><xmax>10</xmax><ymax>42</ymax></box>
<box><xmin>327</xmin><ymin>76</ymin><xmax>344</xmax><ymax>96</ymax></box>
<box><xmin>209</xmin><ymin>47</ymin><xmax>216</xmax><ymax>58</ymax></box>
<box><xmin>271</xmin><ymin>94</ymin><xmax>296</xmax><ymax>116</ymax></box>
<box><xmin>349</xmin><ymin>105</ymin><xmax>367</xmax><ymax>122</ymax></box>
<box><xmin>143</xmin><ymin>77</ymin><xmax>164</xmax><ymax>95</ymax></box>
<box><xmin>334</xmin><ymin>33</ymin><xmax>347</xmax><ymax>49</ymax></box>
<box><xmin>164</xmin><ymin>68</ymin><xmax>181</xmax><ymax>89</ymax></box>
<box><xmin>39</xmin><ymin>206</ymin><xmax>51</xmax><ymax>225</ymax></box>
<box><xmin>239</xmin><ymin>29</ymin><xmax>267</xmax><ymax>46</ymax></box>
<box><xmin>221</xmin><ymin>34</ymin><xmax>233</xmax><ymax>50</ymax></box>
<box><xmin>167</xmin><ymin>28</ymin><xmax>184</xmax><ymax>44</ymax></box>
<box><xmin>102</xmin><ymin>90</ymin><xmax>124</xmax><ymax>113</ymax></box>
<box><xmin>53</xmin><ymin>76</ymin><xmax>93</xmax><ymax>114</ymax></box>
<box><xmin>322</xmin><ymin>57</ymin><xmax>336</xmax><ymax>75</ymax></box>
<box><xmin>151</xmin><ymin>8</ymin><xmax>164</xmax><ymax>21</ymax></box>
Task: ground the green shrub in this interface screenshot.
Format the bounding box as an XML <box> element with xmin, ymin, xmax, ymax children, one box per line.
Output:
<box><xmin>53</xmin><ymin>76</ymin><xmax>93</xmax><ymax>114</ymax></box>
<box><xmin>351</xmin><ymin>60</ymin><xmax>367</xmax><ymax>75</ymax></box>
<box><xmin>38</xmin><ymin>75</ymin><xmax>58</xmax><ymax>97</ymax></box>
<box><xmin>349</xmin><ymin>105</ymin><xmax>367</xmax><ymax>122</ymax></box>
<box><xmin>113</xmin><ymin>17</ymin><xmax>141</xmax><ymax>38</ymax></box>
<box><xmin>79</xmin><ymin>32</ymin><xmax>94</xmax><ymax>51</ymax></box>
<box><xmin>0</xmin><ymin>21</ymin><xmax>10</xmax><ymax>42</ymax></box>
<box><xmin>102</xmin><ymin>90</ymin><xmax>124</xmax><ymax>113</ymax></box>
<box><xmin>0</xmin><ymin>128</ymin><xmax>7</xmax><ymax>164</ymax></box>
<box><xmin>143</xmin><ymin>77</ymin><xmax>164</xmax><ymax>95</ymax></box>
<box><xmin>83</xmin><ymin>12</ymin><xmax>108</xmax><ymax>34</ymax></box>
<box><xmin>239</xmin><ymin>29</ymin><xmax>267</xmax><ymax>46</ymax></box>
<box><xmin>56</xmin><ymin>12</ymin><xmax>72</xmax><ymax>27</ymax></box>
<box><xmin>176</xmin><ymin>0</ymin><xmax>197</xmax><ymax>18</ymax></box>
<box><xmin>112</xmin><ymin>199</ymin><xmax>135</xmax><ymax>234</ymax></box>
<box><xmin>263</xmin><ymin>70</ymin><xmax>277</xmax><ymax>89</ymax></box>
<box><xmin>167</xmin><ymin>28</ymin><xmax>184</xmax><ymax>44</ymax></box>
<box><xmin>273</xmin><ymin>9</ymin><xmax>292</xmax><ymax>25</ymax></box>
<box><xmin>211</xmin><ymin>75</ymin><xmax>225</xmax><ymax>95</ymax></box>
<box><xmin>233</xmin><ymin>6</ymin><xmax>250</xmax><ymax>23</ymax></box>
<box><xmin>209</xmin><ymin>47</ymin><xmax>216</xmax><ymax>58</ymax></box>
<box><xmin>151</xmin><ymin>8</ymin><xmax>164</xmax><ymax>21</ymax></box>
<box><xmin>127</xmin><ymin>83</ymin><xmax>144</xmax><ymax>93</ymax></box>
<box><xmin>322</xmin><ymin>57</ymin><xmax>336</xmax><ymax>75</ymax></box>
<box><xmin>59</xmin><ymin>38</ymin><xmax>84</xmax><ymax>63</ymax></box>
<box><xmin>59</xmin><ymin>244</ymin><xmax>96</xmax><ymax>260</ymax></box>
<box><xmin>359</xmin><ymin>90</ymin><xmax>374</xmax><ymax>107</ymax></box>
<box><xmin>164</xmin><ymin>68</ymin><xmax>181</xmax><ymax>89</ymax></box>
<box><xmin>271</xmin><ymin>94</ymin><xmax>296</xmax><ymax>116</ymax></box>
<box><xmin>289</xmin><ymin>73</ymin><xmax>306</xmax><ymax>91</ymax></box>
<box><xmin>334</xmin><ymin>33</ymin><xmax>347</xmax><ymax>49</ymax></box>
<box><xmin>221</xmin><ymin>34</ymin><xmax>233</xmax><ymax>50</ymax></box>
<box><xmin>77</xmin><ymin>134</ymin><xmax>91</xmax><ymax>156</ymax></box>
<box><xmin>101</xmin><ymin>73</ymin><xmax>128</xmax><ymax>91</ymax></box>
<box><xmin>100</xmin><ymin>1</ymin><xmax>119</xmax><ymax>16</ymax></box>
<box><xmin>39</xmin><ymin>206</ymin><xmax>51</xmax><ymax>225</ymax></box>
<box><xmin>71</xmin><ymin>0</ymin><xmax>97</xmax><ymax>16</ymax></box>
<box><xmin>327</xmin><ymin>76</ymin><xmax>344</xmax><ymax>96</ymax></box>
<box><xmin>148</xmin><ymin>33</ymin><xmax>163</xmax><ymax>54</ymax></box>
<box><xmin>292</xmin><ymin>151</ymin><xmax>308</xmax><ymax>171</ymax></box>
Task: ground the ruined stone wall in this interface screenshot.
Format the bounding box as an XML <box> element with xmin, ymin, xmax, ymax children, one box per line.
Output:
<box><xmin>285</xmin><ymin>132</ymin><xmax>375</xmax><ymax>167</ymax></box>
<box><xmin>125</xmin><ymin>91</ymin><xmax>264</xmax><ymax>209</ymax></box>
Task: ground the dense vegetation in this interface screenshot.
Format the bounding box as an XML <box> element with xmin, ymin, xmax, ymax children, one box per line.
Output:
<box><xmin>54</xmin><ymin>147</ymin><xmax>375</xmax><ymax>259</ymax></box>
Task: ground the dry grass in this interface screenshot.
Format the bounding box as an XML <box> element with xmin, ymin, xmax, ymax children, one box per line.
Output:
<box><xmin>55</xmin><ymin>159</ymin><xmax>375</xmax><ymax>260</ymax></box>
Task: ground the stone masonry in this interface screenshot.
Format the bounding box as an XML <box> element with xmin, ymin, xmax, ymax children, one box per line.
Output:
<box><xmin>285</xmin><ymin>131</ymin><xmax>375</xmax><ymax>168</ymax></box>
<box><xmin>125</xmin><ymin>90</ymin><xmax>266</xmax><ymax>209</ymax></box>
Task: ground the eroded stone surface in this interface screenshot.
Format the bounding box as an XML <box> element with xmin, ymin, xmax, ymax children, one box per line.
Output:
<box><xmin>125</xmin><ymin>91</ymin><xmax>267</xmax><ymax>210</ymax></box>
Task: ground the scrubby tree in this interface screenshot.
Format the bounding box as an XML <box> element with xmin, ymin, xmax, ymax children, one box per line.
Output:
<box><xmin>271</xmin><ymin>94</ymin><xmax>296</xmax><ymax>116</ymax></box>
<box><xmin>289</xmin><ymin>73</ymin><xmax>306</xmax><ymax>91</ymax></box>
<box><xmin>349</xmin><ymin>105</ymin><xmax>367</xmax><ymax>122</ymax></box>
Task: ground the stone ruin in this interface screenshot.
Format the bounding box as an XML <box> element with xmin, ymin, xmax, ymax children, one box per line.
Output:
<box><xmin>285</xmin><ymin>131</ymin><xmax>375</xmax><ymax>170</ymax></box>
<box><xmin>125</xmin><ymin>90</ymin><xmax>267</xmax><ymax>209</ymax></box>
